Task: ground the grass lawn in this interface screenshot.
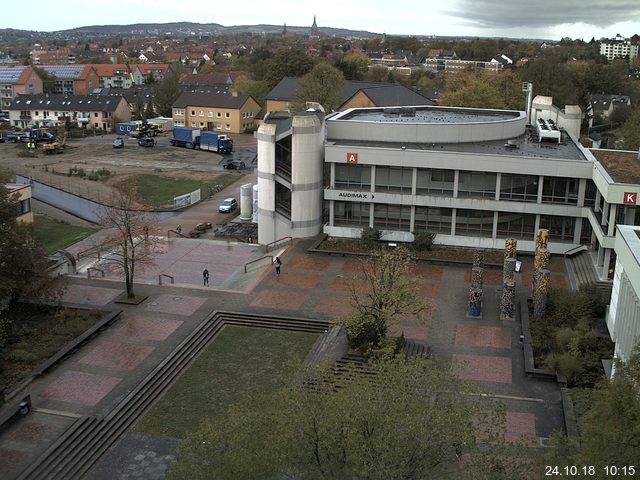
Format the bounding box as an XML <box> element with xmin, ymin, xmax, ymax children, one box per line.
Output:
<box><xmin>134</xmin><ymin>326</ymin><xmax>318</xmax><ymax>439</ymax></box>
<box><xmin>130</xmin><ymin>173</ymin><xmax>239</xmax><ymax>208</ymax></box>
<box><xmin>0</xmin><ymin>304</ymin><xmax>102</xmax><ymax>387</ymax></box>
<box><xmin>32</xmin><ymin>213</ymin><xmax>96</xmax><ymax>254</ymax></box>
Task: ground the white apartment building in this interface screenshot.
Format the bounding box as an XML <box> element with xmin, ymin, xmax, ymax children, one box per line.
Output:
<box><xmin>600</xmin><ymin>35</ymin><xmax>639</xmax><ymax>62</ymax></box>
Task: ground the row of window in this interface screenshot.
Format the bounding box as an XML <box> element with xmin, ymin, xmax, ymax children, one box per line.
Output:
<box><xmin>191</xmin><ymin>121</ymin><xmax>231</xmax><ymax>130</ymax></box>
<box><xmin>175</xmin><ymin>110</ymin><xmax>256</xmax><ymax>119</ymax></box>
<box><xmin>333</xmin><ymin>202</ymin><xmax>578</xmax><ymax>242</ymax></box>
<box><xmin>334</xmin><ymin>164</ymin><xmax>585</xmax><ymax>205</ymax></box>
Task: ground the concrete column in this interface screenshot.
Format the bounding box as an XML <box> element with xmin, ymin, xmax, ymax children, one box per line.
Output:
<box><xmin>577</xmin><ymin>178</ymin><xmax>586</xmax><ymax>207</ymax></box>
<box><xmin>602</xmin><ymin>248</ymin><xmax>611</xmax><ymax>281</ymax></box>
<box><xmin>370</xmin><ymin>165</ymin><xmax>376</xmax><ymax>193</ymax></box>
<box><xmin>602</xmin><ymin>200</ymin><xmax>609</xmax><ymax>227</ymax></box>
<box><xmin>537</xmin><ymin>175</ymin><xmax>544</xmax><ymax>203</ymax></box>
<box><xmin>573</xmin><ymin>217</ymin><xmax>583</xmax><ymax>244</ymax></box>
<box><xmin>608</xmin><ymin>204</ymin><xmax>618</xmax><ymax>236</ymax></box>
<box><xmin>492</xmin><ymin>211</ymin><xmax>498</xmax><ymax>238</ymax></box>
<box><xmin>534</xmin><ymin>214</ymin><xmax>540</xmax><ymax>240</ymax></box>
<box><xmin>410</xmin><ymin>205</ymin><xmax>415</xmax><ymax>232</ymax></box>
<box><xmin>369</xmin><ymin>202</ymin><xmax>374</xmax><ymax>227</ymax></box>
<box><xmin>495</xmin><ymin>173</ymin><xmax>501</xmax><ymax>201</ymax></box>
<box><xmin>595</xmin><ymin>190</ymin><xmax>601</xmax><ymax>212</ymax></box>
<box><xmin>330</xmin><ymin>162</ymin><xmax>335</xmax><ymax>188</ymax></box>
<box><xmin>453</xmin><ymin>170</ymin><xmax>459</xmax><ymax>198</ymax></box>
<box><xmin>411</xmin><ymin>167</ymin><xmax>417</xmax><ymax>196</ymax></box>
<box><xmin>451</xmin><ymin>208</ymin><xmax>457</xmax><ymax>236</ymax></box>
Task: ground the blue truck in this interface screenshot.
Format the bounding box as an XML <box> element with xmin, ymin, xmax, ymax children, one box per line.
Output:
<box><xmin>200</xmin><ymin>131</ymin><xmax>233</xmax><ymax>154</ymax></box>
<box><xmin>170</xmin><ymin>127</ymin><xmax>200</xmax><ymax>149</ymax></box>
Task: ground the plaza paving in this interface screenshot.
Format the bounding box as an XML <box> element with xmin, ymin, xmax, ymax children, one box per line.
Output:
<box><xmin>0</xmin><ymin>235</ymin><xmax>569</xmax><ymax>479</ymax></box>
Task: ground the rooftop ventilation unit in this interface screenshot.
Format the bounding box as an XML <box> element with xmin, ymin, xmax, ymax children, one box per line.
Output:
<box><xmin>536</xmin><ymin>118</ymin><xmax>561</xmax><ymax>143</ymax></box>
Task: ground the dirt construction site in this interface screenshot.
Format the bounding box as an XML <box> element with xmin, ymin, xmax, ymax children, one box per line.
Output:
<box><xmin>0</xmin><ymin>132</ymin><xmax>257</xmax><ymax>207</ymax></box>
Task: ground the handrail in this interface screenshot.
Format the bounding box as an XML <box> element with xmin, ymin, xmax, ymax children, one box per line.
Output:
<box><xmin>167</xmin><ymin>229</ymin><xmax>188</xmax><ymax>238</ymax></box>
<box><xmin>244</xmin><ymin>255</ymin><xmax>273</xmax><ymax>273</ymax></box>
<box><xmin>77</xmin><ymin>245</ymin><xmax>101</xmax><ymax>261</ymax></box>
<box><xmin>87</xmin><ymin>267</ymin><xmax>105</xmax><ymax>279</ymax></box>
<box><xmin>563</xmin><ymin>245</ymin><xmax>587</xmax><ymax>258</ymax></box>
<box><xmin>158</xmin><ymin>274</ymin><xmax>174</xmax><ymax>285</ymax></box>
<box><xmin>263</xmin><ymin>236</ymin><xmax>292</xmax><ymax>253</ymax></box>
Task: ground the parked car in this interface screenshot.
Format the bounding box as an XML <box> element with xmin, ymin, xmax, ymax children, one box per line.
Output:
<box><xmin>138</xmin><ymin>136</ymin><xmax>155</xmax><ymax>147</ymax></box>
<box><xmin>113</xmin><ymin>137</ymin><xmax>124</xmax><ymax>148</ymax></box>
<box><xmin>218</xmin><ymin>197</ymin><xmax>238</xmax><ymax>213</ymax></box>
<box><xmin>223</xmin><ymin>160</ymin><xmax>246</xmax><ymax>170</ymax></box>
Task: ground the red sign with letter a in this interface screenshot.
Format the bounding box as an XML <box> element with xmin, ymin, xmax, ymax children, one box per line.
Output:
<box><xmin>623</xmin><ymin>192</ymin><xmax>637</xmax><ymax>205</ymax></box>
<box><xmin>346</xmin><ymin>152</ymin><xmax>358</xmax><ymax>164</ymax></box>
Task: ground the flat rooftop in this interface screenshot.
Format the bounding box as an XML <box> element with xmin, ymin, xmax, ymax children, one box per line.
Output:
<box><xmin>330</xmin><ymin>127</ymin><xmax>588</xmax><ymax>162</ymax></box>
<box><xmin>334</xmin><ymin>106</ymin><xmax>521</xmax><ymax>124</ymax></box>
<box><xmin>590</xmin><ymin>149</ymin><xmax>640</xmax><ymax>184</ymax></box>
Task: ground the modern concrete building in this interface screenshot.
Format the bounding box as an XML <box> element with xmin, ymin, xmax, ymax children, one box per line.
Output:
<box><xmin>256</xmin><ymin>107</ymin><xmax>325</xmax><ymax>244</ymax></box>
<box><xmin>607</xmin><ymin>225</ymin><xmax>640</xmax><ymax>367</ymax></box>
<box><xmin>257</xmin><ymin>104</ymin><xmax>640</xmax><ymax>281</ymax></box>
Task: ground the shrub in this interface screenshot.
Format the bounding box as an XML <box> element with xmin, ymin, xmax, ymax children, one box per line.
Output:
<box><xmin>361</xmin><ymin>227</ymin><xmax>381</xmax><ymax>248</ymax></box>
<box><xmin>9</xmin><ymin>349</ymin><xmax>39</xmax><ymax>363</ymax></box>
<box><xmin>412</xmin><ymin>232</ymin><xmax>435</xmax><ymax>252</ymax></box>
<box><xmin>337</xmin><ymin>311</ymin><xmax>387</xmax><ymax>351</ymax></box>
<box><xmin>545</xmin><ymin>352</ymin><xmax>584</xmax><ymax>385</ymax></box>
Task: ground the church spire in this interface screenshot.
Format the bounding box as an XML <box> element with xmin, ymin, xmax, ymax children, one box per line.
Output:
<box><xmin>311</xmin><ymin>15</ymin><xmax>318</xmax><ymax>36</ymax></box>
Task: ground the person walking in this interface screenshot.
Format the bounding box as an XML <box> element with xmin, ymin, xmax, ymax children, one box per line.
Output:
<box><xmin>203</xmin><ymin>268</ymin><xmax>209</xmax><ymax>286</ymax></box>
<box><xmin>274</xmin><ymin>256</ymin><xmax>282</xmax><ymax>275</ymax></box>
<box><xmin>176</xmin><ymin>225</ymin><xmax>182</xmax><ymax>235</ymax></box>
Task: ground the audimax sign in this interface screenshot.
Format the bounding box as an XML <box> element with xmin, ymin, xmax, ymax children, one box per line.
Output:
<box><xmin>337</xmin><ymin>192</ymin><xmax>369</xmax><ymax>199</ymax></box>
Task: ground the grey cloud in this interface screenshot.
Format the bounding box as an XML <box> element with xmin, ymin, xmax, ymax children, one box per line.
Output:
<box><xmin>447</xmin><ymin>0</ymin><xmax>640</xmax><ymax>29</ymax></box>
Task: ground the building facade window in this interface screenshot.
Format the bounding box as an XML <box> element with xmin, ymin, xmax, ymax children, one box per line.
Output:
<box><xmin>373</xmin><ymin>204</ymin><xmax>411</xmax><ymax>231</ymax></box>
<box><xmin>17</xmin><ymin>198</ymin><xmax>31</xmax><ymax>216</ymax></box>
<box><xmin>225</xmin><ymin>112</ymin><xmax>230</xmax><ymax>118</ymax></box>
<box><xmin>335</xmin><ymin>164</ymin><xmax>371</xmax><ymax>190</ymax></box>
<box><xmin>191</xmin><ymin>110</ymin><xmax>195</xmax><ymax>116</ymax></box>
<box><xmin>500</xmin><ymin>174</ymin><xmax>538</xmax><ymax>202</ymax></box>
<box><xmin>496</xmin><ymin>212</ymin><xmax>536</xmax><ymax>240</ymax></box>
<box><xmin>542</xmin><ymin>177</ymin><xmax>579</xmax><ymax>205</ymax></box>
<box><xmin>375</xmin><ymin>166</ymin><xmax>413</xmax><ymax>193</ymax></box>
<box><xmin>455</xmin><ymin>208</ymin><xmax>494</xmax><ymax>237</ymax></box>
<box><xmin>416</xmin><ymin>168</ymin><xmax>454</xmax><ymax>196</ymax></box>
<box><xmin>199</xmin><ymin>110</ymin><xmax>204</xmax><ymax>116</ymax></box>
<box><xmin>334</xmin><ymin>201</ymin><xmax>370</xmax><ymax>226</ymax></box>
<box><xmin>584</xmin><ymin>180</ymin><xmax>597</xmax><ymax>208</ymax></box>
<box><xmin>414</xmin><ymin>206</ymin><xmax>452</xmax><ymax>233</ymax></box>
<box><xmin>539</xmin><ymin>215</ymin><xmax>575</xmax><ymax>242</ymax></box>
<box><xmin>457</xmin><ymin>171</ymin><xmax>497</xmax><ymax>198</ymax></box>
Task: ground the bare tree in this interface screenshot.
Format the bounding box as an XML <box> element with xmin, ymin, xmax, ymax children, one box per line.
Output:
<box><xmin>97</xmin><ymin>180</ymin><xmax>160</xmax><ymax>299</ymax></box>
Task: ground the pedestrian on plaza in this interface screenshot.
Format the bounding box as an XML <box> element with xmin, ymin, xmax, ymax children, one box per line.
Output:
<box><xmin>203</xmin><ymin>268</ymin><xmax>209</xmax><ymax>286</ymax></box>
<box><xmin>274</xmin><ymin>256</ymin><xmax>282</xmax><ymax>275</ymax></box>
<box><xmin>176</xmin><ymin>224</ymin><xmax>182</xmax><ymax>235</ymax></box>
<box><xmin>143</xmin><ymin>225</ymin><xmax>149</xmax><ymax>240</ymax></box>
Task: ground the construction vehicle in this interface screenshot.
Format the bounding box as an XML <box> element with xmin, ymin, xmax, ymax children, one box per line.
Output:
<box><xmin>125</xmin><ymin>62</ymin><xmax>156</xmax><ymax>138</ymax></box>
<box><xmin>41</xmin><ymin>132</ymin><xmax>67</xmax><ymax>154</ymax></box>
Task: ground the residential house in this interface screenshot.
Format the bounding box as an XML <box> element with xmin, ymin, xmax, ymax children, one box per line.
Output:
<box><xmin>263</xmin><ymin>77</ymin><xmax>435</xmax><ymax>114</ymax></box>
<box><xmin>0</xmin><ymin>66</ymin><xmax>43</xmax><ymax>114</ymax></box>
<box><xmin>4</xmin><ymin>183</ymin><xmax>33</xmax><ymax>224</ymax></box>
<box><xmin>8</xmin><ymin>94</ymin><xmax>131</xmax><ymax>130</ymax></box>
<box><xmin>132</xmin><ymin>64</ymin><xmax>172</xmax><ymax>84</ymax></box>
<box><xmin>587</xmin><ymin>94</ymin><xmax>632</xmax><ymax>127</ymax></box>
<box><xmin>172</xmin><ymin>91</ymin><xmax>260</xmax><ymax>133</ymax></box>
<box><xmin>490</xmin><ymin>54</ymin><xmax>513</xmax><ymax>66</ymax></box>
<box><xmin>38</xmin><ymin>65</ymin><xmax>99</xmax><ymax>95</ymax></box>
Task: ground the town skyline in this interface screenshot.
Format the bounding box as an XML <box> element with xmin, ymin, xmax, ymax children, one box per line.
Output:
<box><xmin>3</xmin><ymin>0</ymin><xmax>640</xmax><ymax>41</ymax></box>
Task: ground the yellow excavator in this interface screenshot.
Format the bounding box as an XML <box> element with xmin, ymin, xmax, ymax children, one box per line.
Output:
<box><xmin>41</xmin><ymin>128</ymin><xmax>67</xmax><ymax>154</ymax></box>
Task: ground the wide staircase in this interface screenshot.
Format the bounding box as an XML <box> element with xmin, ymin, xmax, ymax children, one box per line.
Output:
<box><xmin>564</xmin><ymin>251</ymin><xmax>612</xmax><ymax>298</ymax></box>
<box><xmin>16</xmin><ymin>312</ymin><xmax>330</xmax><ymax>480</ymax></box>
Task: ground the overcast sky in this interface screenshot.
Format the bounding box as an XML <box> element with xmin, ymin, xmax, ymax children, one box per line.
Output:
<box><xmin>4</xmin><ymin>0</ymin><xmax>640</xmax><ymax>40</ymax></box>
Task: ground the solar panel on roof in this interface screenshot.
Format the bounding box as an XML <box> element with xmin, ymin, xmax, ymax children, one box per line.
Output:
<box><xmin>41</xmin><ymin>65</ymin><xmax>85</xmax><ymax>79</ymax></box>
<box><xmin>0</xmin><ymin>66</ymin><xmax>26</xmax><ymax>83</ymax></box>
